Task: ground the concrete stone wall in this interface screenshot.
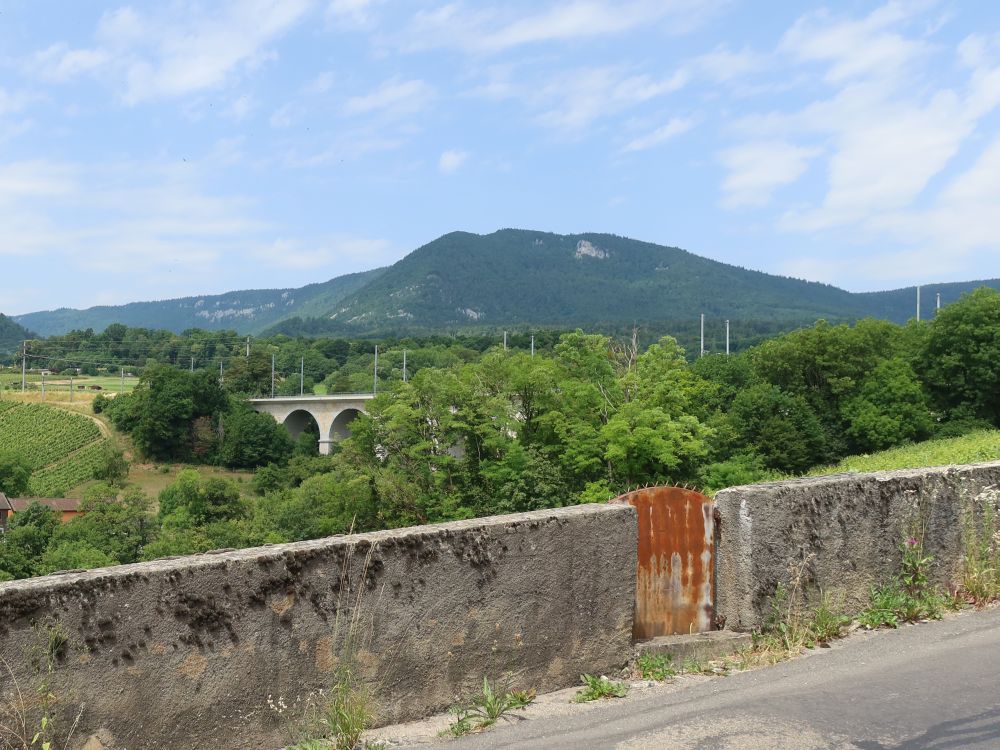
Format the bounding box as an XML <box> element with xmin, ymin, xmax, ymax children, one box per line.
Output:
<box><xmin>715</xmin><ymin>462</ymin><xmax>1000</xmax><ymax>631</ymax></box>
<box><xmin>0</xmin><ymin>504</ymin><xmax>636</xmax><ymax>750</ymax></box>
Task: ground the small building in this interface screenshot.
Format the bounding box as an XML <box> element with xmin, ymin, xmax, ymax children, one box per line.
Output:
<box><xmin>0</xmin><ymin>493</ymin><xmax>83</xmax><ymax>530</ymax></box>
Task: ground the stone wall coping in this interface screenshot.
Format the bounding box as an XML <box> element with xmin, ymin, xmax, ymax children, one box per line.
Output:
<box><xmin>0</xmin><ymin>502</ymin><xmax>631</xmax><ymax>596</ymax></box>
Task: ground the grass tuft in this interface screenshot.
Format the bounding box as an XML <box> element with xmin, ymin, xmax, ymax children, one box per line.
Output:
<box><xmin>573</xmin><ymin>675</ymin><xmax>628</xmax><ymax>703</ymax></box>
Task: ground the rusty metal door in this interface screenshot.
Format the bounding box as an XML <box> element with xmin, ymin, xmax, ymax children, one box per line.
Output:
<box><xmin>610</xmin><ymin>486</ymin><xmax>715</xmax><ymax>639</ymax></box>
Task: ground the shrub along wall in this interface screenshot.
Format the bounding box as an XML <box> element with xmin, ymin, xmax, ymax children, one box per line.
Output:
<box><xmin>0</xmin><ymin>503</ymin><xmax>636</xmax><ymax>750</ymax></box>
<box><xmin>714</xmin><ymin>461</ymin><xmax>1000</xmax><ymax>631</ymax></box>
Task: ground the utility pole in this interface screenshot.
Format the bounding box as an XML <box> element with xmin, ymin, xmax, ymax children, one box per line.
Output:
<box><xmin>190</xmin><ymin>356</ymin><xmax>194</xmax><ymax>373</ymax></box>
<box><xmin>21</xmin><ymin>342</ymin><xmax>26</xmax><ymax>392</ymax></box>
<box><xmin>936</xmin><ymin>292</ymin><xmax>941</xmax><ymax>312</ymax></box>
<box><xmin>531</xmin><ymin>335</ymin><xmax>535</xmax><ymax>357</ymax></box>
<box><xmin>725</xmin><ymin>320</ymin><xmax>730</xmax><ymax>357</ymax></box>
<box><xmin>219</xmin><ymin>360</ymin><xmax>224</xmax><ymax>385</ymax></box>
<box><xmin>916</xmin><ymin>286</ymin><xmax>921</xmax><ymax>322</ymax></box>
<box><xmin>41</xmin><ymin>371</ymin><xmax>45</xmax><ymax>401</ymax></box>
<box><xmin>246</xmin><ymin>337</ymin><xmax>251</xmax><ymax>358</ymax></box>
<box><xmin>271</xmin><ymin>354</ymin><xmax>275</xmax><ymax>398</ymax></box>
<box><xmin>70</xmin><ymin>376</ymin><xmax>74</xmax><ymax>402</ymax></box>
<box><xmin>373</xmin><ymin>345</ymin><xmax>379</xmax><ymax>394</ymax></box>
<box><xmin>300</xmin><ymin>357</ymin><xmax>304</xmax><ymax>396</ymax></box>
<box><xmin>700</xmin><ymin>314</ymin><xmax>705</xmax><ymax>357</ymax></box>
<box><xmin>121</xmin><ymin>367</ymin><xmax>125</xmax><ymax>394</ymax></box>
<box><xmin>402</xmin><ymin>350</ymin><xmax>407</xmax><ymax>382</ymax></box>
<box><xmin>503</xmin><ymin>331</ymin><xmax>507</xmax><ymax>351</ymax></box>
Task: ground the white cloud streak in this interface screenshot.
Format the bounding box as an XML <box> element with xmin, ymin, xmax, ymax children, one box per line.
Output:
<box><xmin>622</xmin><ymin>117</ymin><xmax>693</xmax><ymax>152</ymax></box>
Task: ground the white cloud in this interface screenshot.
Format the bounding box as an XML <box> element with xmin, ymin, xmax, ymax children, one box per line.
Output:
<box><xmin>406</xmin><ymin>0</ymin><xmax>725</xmax><ymax>54</ymax></box>
<box><xmin>534</xmin><ymin>67</ymin><xmax>689</xmax><ymax>132</ymax></box>
<box><xmin>228</xmin><ymin>94</ymin><xmax>257</xmax><ymax>121</ymax></box>
<box><xmin>270</xmin><ymin>103</ymin><xmax>296</xmax><ymax>128</ymax></box>
<box><xmin>303</xmin><ymin>70</ymin><xmax>336</xmax><ymax>95</ymax></box>
<box><xmin>622</xmin><ymin>117</ymin><xmax>693</xmax><ymax>152</ymax></box>
<box><xmin>719</xmin><ymin>141</ymin><xmax>820</xmax><ymax>208</ymax></box>
<box><xmin>0</xmin><ymin>159</ymin><xmax>266</xmax><ymax>281</ymax></box>
<box><xmin>28</xmin><ymin>1</ymin><xmax>315</xmax><ymax>103</ymax></box>
<box><xmin>31</xmin><ymin>43</ymin><xmax>110</xmax><ymax>82</ymax></box>
<box><xmin>438</xmin><ymin>149</ymin><xmax>470</xmax><ymax>174</ymax></box>
<box><xmin>780</xmin><ymin>2</ymin><xmax>930</xmax><ymax>84</ymax></box>
<box><xmin>327</xmin><ymin>0</ymin><xmax>382</xmax><ymax>28</ymax></box>
<box><xmin>343</xmin><ymin>78</ymin><xmax>435</xmax><ymax>116</ymax></box>
<box><xmin>253</xmin><ymin>236</ymin><xmax>394</xmax><ymax>269</ymax></box>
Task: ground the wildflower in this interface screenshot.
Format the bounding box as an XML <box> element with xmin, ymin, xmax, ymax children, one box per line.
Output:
<box><xmin>906</xmin><ymin>537</ymin><xmax>919</xmax><ymax>547</ymax></box>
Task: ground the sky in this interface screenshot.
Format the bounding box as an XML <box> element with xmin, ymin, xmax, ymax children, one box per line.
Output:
<box><xmin>2</xmin><ymin>0</ymin><xmax>1000</xmax><ymax>315</ymax></box>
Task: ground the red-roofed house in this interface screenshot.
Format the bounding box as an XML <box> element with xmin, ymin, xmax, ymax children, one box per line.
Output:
<box><xmin>0</xmin><ymin>493</ymin><xmax>83</xmax><ymax>529</ymax></box>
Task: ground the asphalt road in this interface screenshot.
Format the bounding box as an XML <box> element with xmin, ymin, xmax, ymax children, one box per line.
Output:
<box><xmin>435</xmin><ymin>607</ymin><xmax>1000</xmax><ymax>750</ymax></box>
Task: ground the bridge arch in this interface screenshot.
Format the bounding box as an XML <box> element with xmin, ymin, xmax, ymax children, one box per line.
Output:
<box><xmin>248</xmin><ymin>394</ymin><xmax>375</xmax><ymax>455</ymax></box>
<box><xmin>283</xmin><ymin>409</ymin><xmax>320</xmax><ymax>441</ymax></box>
<box><xmin>331</xmin><ymin>408</ymin><xmax>362</xmax><ymax>441</ymax></box>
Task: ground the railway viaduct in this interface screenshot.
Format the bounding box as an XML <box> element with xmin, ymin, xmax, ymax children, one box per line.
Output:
<box><xmin>248</xmin><ymin>393</ymin><xmax>375</xmax><ymax>454</ymax></box>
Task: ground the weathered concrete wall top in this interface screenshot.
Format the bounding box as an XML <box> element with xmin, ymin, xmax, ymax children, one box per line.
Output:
<box><xmin>0</xmin><ymin>503</ymin><xmax>636</xmax><ymax>750</ymax></box>
<box><xmin>715</xmin><ymin>462</ymin><xmax>1000</xmax><ymax>631</ymax></box>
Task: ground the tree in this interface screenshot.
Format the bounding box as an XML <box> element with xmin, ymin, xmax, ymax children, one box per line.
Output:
<box><xmin>49</xmin><ymin>485</ymin><xmax>153</xmax><ymax>564</ymax></box>
<box><xmin>252</xmin><ymin>469</ymin><xmax>376</xmax><ymax>542</ymax></box>
<box><xmin>921</xmin><ymin>287</ymin><xmax>1000</xmax><ymax>425</ymax></box>
<box><xmin>158</xmin><ymin>470</ymin><xmax>245</xmax><ymax>526</ymax></box>
<box><xmin>842</xmin><ymin>358</ymin><xmax>933</xmax><ymax>452</ymax></box>
<box><xmin>38</xmin><ymin>541</ymin><xmax>115</xmax><ymax>574</ymax></box>
<box><xmin>0</xmin><ymin>452</ymin><xmax>31</xmax><ymax>497</ymax></box>
<box><xmin>217</xmin><ymin>403</ymin><xmax>294</xmax><ymax>468</ymax></box>
<box><xmin>129</xmin><ymin>365</ymin><xmax>196</xmax><ymax>460</ymax></box>
<box><xmin>726</xmin><ymin>383</ymin><xmax>828</xmax><ymax>473</ymax></box>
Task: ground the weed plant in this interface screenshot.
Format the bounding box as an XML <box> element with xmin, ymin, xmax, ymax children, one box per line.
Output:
<box><xmin>446</xmin><ymin>678</ymin><xmax>535</xmax><ymax>736</ymax></box>
<box><xmin>961</xmin><ymin>489</ymin><xmax>1000</xmax><ymax>605</ymax></box>
<box><xmin>857</xmin><ymin>536</ymin><xmax>950</xmax><ymax>629</ymax></box>
<box><xmin>573</xmin><ymin>675</ymin><xmax>628</xmax><ymax>703</ymax></box>
<box><xmin>635</xmin><ymin>653</ymin><xmax>676</xmax><ymax>681</ymax></box>
<box><xmin>0</xmin><ymin>624</ymin><xmax>82</xmax><ymax>750</ymax></box>
<box><xmin>284</xmin><ymin>538</ymin><xmax>383</xmax><ymax>750</ymax></box>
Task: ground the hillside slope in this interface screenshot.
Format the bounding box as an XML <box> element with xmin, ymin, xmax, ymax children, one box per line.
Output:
<box><xmin>15</xmin><ymin>268</ymin><xmax>384</xmax><ymax>337</ymax></box>
<box><xmin>321</xmin><ymin>230</ymin><xmax>869</xmax><ymax>331</ymax></box>
<box><xmin>15</xmin><ymin>229</ymin><xmax>1000</xmax><ymax>337</ymax></box>
<box><xmin>310</xmin><ymin>230</ymin><xmax>1000</xmax><ymax>333</ymax></box>
<box><xmin>0</xmin><ymin>401</ymin><xmax>110</xmax><ymax>496</ymax></box>
<box><xmin>0</xmin><ymin>314</ymin><xmax>35</xmax><ymax>356</ymax></box>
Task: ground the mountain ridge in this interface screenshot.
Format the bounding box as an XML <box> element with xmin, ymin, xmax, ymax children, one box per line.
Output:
<box><xmin>13</xmin><ymin>229</ymin><xmax>1000</xmax><ymax>337</ymax></box>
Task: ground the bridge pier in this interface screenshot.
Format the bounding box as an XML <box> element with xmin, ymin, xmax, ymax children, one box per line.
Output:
<box><xmin>247</xmin><ymin>394</ymin><xmax>375</xmax><ymax>452</ymax></box>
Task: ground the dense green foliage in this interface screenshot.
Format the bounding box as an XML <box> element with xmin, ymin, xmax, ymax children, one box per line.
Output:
<box><xmin>0</xmin><ymin>401</ymin><xmax>112</xmax><ymax>496</ymax></box>
<box><xmin>103</xmin><ymin>365</ymin><xmax>290</xmax><ymax>468</ymax></box>
<box><xmin>1</xmin><ymin>287</ymin><xmax>998</xmax><ymax>582</ymax></box>
<box><xmin>0</xmin><ymin>451</ymin><xmax>31</xmax><ymax>496</ymax></box>
<box><xmin>0</xmin><ymin>313</ymin><xmax>35</xmax><ymax>359</ymax></box>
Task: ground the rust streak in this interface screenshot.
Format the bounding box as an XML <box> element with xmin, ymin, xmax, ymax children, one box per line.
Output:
<box><xmin>611</xmin><ymin>486</ymin><xmax>715</xmax><ymax>638</ymax></box>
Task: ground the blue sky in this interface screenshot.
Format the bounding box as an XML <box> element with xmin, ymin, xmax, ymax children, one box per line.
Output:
<box><xmin>2</xmin><ymin>0</ymin><xmax>1000</xmax><ymax>314</ymax></box>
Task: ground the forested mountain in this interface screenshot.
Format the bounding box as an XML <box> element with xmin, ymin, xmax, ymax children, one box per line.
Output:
<box><xmin>15</xmin><ymin>229</ymin><xmax>1000</xmax><ymax>337</ymax></box>
<box><xmin>0</xmin><ymin>314</ymin><xmax>35</xmax><ymax>356</ymax></box>
<box><xmin>14</xmin><ymin>268</ymin><xmax>383</xmax><ymax>337</ymax></box>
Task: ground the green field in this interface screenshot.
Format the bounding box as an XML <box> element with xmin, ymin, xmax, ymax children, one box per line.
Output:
<box><xmin>808</xmin><ymin>430</ymin><xmax>1000</xmax><ymax>477</ymax></box>
<box><xmin>0</xmin><ymin>400</ymin><xmax>112</xmax><ymax>496</ymax></box>
<box><xmin>0</xmin><ymin>371</ymin><xmax>140</xmax><ymax>395</ymax></box>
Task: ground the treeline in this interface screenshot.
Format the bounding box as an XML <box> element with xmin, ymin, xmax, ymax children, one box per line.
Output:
<box><xmin>1</xmin><ymin>288</ymin><xmax>997</xmax><ymax>580</ymax></box>
<box><xmin>13</xmin><ymin>319</ymin><xmax>803</xmax><ymax>389</ymax></box>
